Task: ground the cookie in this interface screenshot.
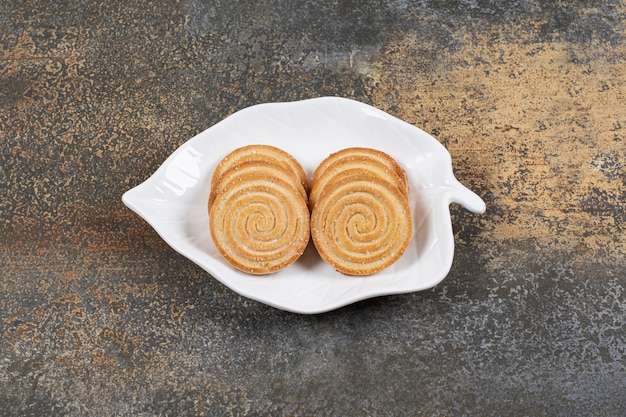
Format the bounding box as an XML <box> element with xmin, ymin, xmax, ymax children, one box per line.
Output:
<box><xmin>310</xmin><ymin>148</ymin><xmax>412</xmax><ymax>276</ymax></box>
<box><xmin>209</xmin><ymin>145</ymin><xmax>309</xmax><ymax>275</ymax></box>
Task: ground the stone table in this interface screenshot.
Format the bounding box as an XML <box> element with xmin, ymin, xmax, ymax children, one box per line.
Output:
<box><xmin>1</xmin><ymin>1</ymin><xmax>624</xmax><ymax>415</ymax></box>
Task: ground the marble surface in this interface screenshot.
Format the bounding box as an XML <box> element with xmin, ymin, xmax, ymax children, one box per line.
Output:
<box><xmin>1</xmin><ymin>1</ymin><xmax>624</xmax><ymax>416</ymax></box>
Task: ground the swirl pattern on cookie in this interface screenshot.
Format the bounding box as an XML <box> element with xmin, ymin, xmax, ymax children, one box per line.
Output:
<box><xmin>310</xmin><ymin>149</ymin><xmax>412</xmax><ymax>276</ymax></box>
<box><xmin>209</xmin><ymin>145</ymin><xmax>309</xmax><ymax>275</ymax></box>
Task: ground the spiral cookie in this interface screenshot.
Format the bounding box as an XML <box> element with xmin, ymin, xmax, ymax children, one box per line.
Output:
<box><xmin>310</xmin><ymin>148</ymin><xmax>412</xmax><ymax>276</ymax></box>
<box><xmin>209</xmin><ymin>145</ymin><xmax>310</xmax><ymax>275</ymax></box>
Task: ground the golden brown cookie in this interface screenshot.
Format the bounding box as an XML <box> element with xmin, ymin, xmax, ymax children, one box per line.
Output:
<box><xmin>310</xmin><ymin>148</ymin><xmax>412</xmax><ymax>276</ymax></box>
<box><xmin>208</xmin><ymin>145</ymin><xmax>309</xmax><ymax>275</ymax></box>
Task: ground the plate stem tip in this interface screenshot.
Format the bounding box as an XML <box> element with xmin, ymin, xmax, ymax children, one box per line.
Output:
<box><xmin>450</xmin><ymin>181</ymin><xmax>486</xmax><ymax>214</ymax></box>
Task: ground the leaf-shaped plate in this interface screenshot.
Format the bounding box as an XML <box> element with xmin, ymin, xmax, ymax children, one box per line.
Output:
<box><xmin>122</xmin><ymin>97</ymin><xmax>485</xmax><ymax>314</ymax></box>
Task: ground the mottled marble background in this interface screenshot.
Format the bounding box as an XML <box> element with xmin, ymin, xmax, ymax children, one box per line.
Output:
<box><xmin>1</xmin><ymin>1</ymin><xmax>624</xmax><ymax>416</ymax></box>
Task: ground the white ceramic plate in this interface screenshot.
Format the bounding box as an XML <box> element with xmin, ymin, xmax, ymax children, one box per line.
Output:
<box><xmin>122</xmin><ymin>97</ymin><xmax>485</xmax><ymax>314</ymax></box>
